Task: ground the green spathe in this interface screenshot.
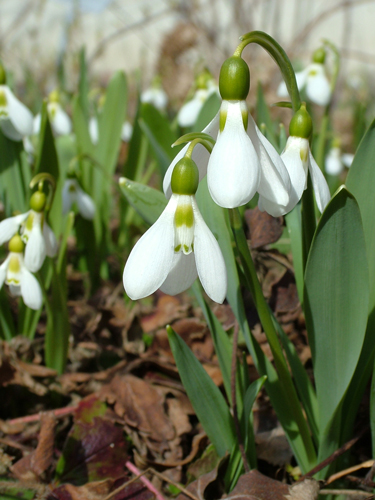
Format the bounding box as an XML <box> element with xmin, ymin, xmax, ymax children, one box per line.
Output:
<box><xmin>30</xmin><ymin>191</ymin><xmax>47</xmax><ymax>213</ymax></box>
<box><xmin>219</xmin><ymin>56</ymin><xmax>250</xmax><ymax>101</ymax></box>
<box><xmin>8</xmin><ymin>234</ymin><xmax>24</xmax><ymax>253</ymax></box>
<box><xmin>289</xmin><ymin>104</ymin><xmax>313</xmax><ymax>139</ymax></box>
<box><xmin>312</xmin><ymin>47</ymin><xmax>326</xmax><ymax>64</ymax></box>
<box><xmin>171</xmin><ymin>157</ymin><xmax>199</xmax><ymax>195</ymax></box>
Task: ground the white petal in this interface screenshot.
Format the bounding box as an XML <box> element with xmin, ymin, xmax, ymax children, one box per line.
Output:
<box><xmin>325</xmin><ymin>148</ymin><xmax>343</xmax><ymax>175</ymax></box>
<box><xmin>305</xmin><ymin>64</ymin><xmax>331</xmax><ymax>106</ymax></box>
<box><xmin>0</xmin><ymin>256</ymin><xmax>10</xmax><ymax>289</ymax></box>
<box><xmin>33</xmin><ymin>114</ymin><xmax>41</xmax><ymax>135</ymax></box>
<box><xmin>208</xmin><ymin>101</ymin><xmax>260</xmax><ymax>208</ymax></box>
<box><xmin>163</xmin><ymin>111</ymin><xmax>220</xmax><ymax>198</ymax></box>
<box><xmin>3</xmin><ymin>86</ymin><xmax>33</xmax><ymax>138</ymax></box>
<box><xmin>0</xmin><ymin>212</ymin><xmax>29</xmax><ymax>246</ymax></box>
<box><xmin>160</xmin><ymin>252</ymin><xmax>198</xmax><ymax>295</ymax></box>
<box><xmin>295</xmin><ymin>68</ymin><xmax>309</xmax><ymax>90</ymax></box>
<box><xmin>23</xmin><ymin>136</ymin><xmax>34</xmax><ymax>155</ymax></box>
<box><xmin>177</xmin><ymin>97</ymin><xmax>204</xmax><ymax>127</ymax></box>
<box><xmin>43</xmin><ymin>222</ymin><xmax>58</xmax><ymax>257</ymax></box>
<box><xmin>308</xmin><ymin>151</ymin><xmax>331</xmax><ymax>213</ymax></box>
<box><xmin>341</xmin><ymin>153</ymin><xmax>354</xmax><ymax>168</ymax></box>
<box><xmin>281</xmin><ymin>136</ymin><xmax>309</xmax><ymax>211</ymax></box>
<box><xmin>24</xmin><ymin>222</ymin><xmax>46</xmax><ymax>272</ymax></box>
<box><xmin>89</xmin><ymin>117</ymin><xmax>99</xmax><ymax>144</ymax></box>
<box><xmin>50</xmin><ymin>104</ymin><xmax>72</xmax><ymax>135</ymax></box>
<box><xmin>121</xmin><ymin>121</ymin><xmax>133</xmax><ymax>142</ymax></box>
<box><xmin>123</xmin><ymin>196</ymin><xmax>177</xmax><ymax>299</ymax></box>
<box><xmin>276</xmin><ymin>80</ymin><xmax>288</xmax><ymax>98</ymax></box>
<box><xmin>141</xmin><ymin>88</ymin><xmax>168</xmax><ymax>111</ymax></box>
<box><xmin>248</xmin><ymin>116</ymin><xmax>290</xmax><ymax>210</ymax></box>
<box><xmin>76</xmin><ymin>189</ymin><xmax>95</xmax><ymax>220</ymax></box>
<box><xmin>192</xmin><ymin>199</ymin><xmax>227</xmax><ymax>303</ymax></box>
<box><xmin>20</xmin><ymin>268</ymin><xmax>43</xmax><ymax>310</ymax></box>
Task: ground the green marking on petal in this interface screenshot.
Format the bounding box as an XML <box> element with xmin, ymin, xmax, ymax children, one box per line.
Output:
<box><xmin>8</xmin><ymin>255</ymin><xmax>21</xmax><ymax>274</ymax></box>
<box><xmin>174</xmin><ymin>244</ymin><xmax>181</xmax><ymax>252</ymax></box>
<box><xmin>300</xmin><ymin>146</ymin><xmax>309</xmax><ymax>163</ymax></box>
<box><xmin>174</xmin><ymin>204</ymin><xmax>194</xmax><ymax>228</ymax></box>
<box><xmin>0</xmin><ymin>89</ymin><xmax>7</xmax><ymax>109</ymax></box>
<box><xmin>183</xmin><ymin>244</ymin><xmax>189</xmax><ymax>253</ymax></box>
<box><xmin>25</xmin><ymin>212</ymin><xmax>34</xmax><ymax>232</ymax></box>
<box><xmin>220</xmin><ymin>107</ymin><xmax>227</xmax><ymax>133</ymax></box>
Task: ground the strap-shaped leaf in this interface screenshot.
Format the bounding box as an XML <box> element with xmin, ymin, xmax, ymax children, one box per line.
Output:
<box><xmin>167</xmin><ymin>325</ymin><xmax>236</xmax><ymax>457</ymax></box>
<box><xmin>304</xmin><ymin>186</ymin><xmax>369</xmax><ymax>439</ymax></box>
<box><xmin>119</xmin><ymin>177</ymin><xmax>166</xmax><ymax>226</ymax></box>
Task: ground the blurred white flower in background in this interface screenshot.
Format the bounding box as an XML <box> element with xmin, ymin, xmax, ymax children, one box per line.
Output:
<box><xmin>141</xmin><ymin>86</ymin><xmax>168</xmax><ymax>111</ymax></box>
<box><xmin>178</xmin><ymin>81</ymin><xmax>220</xmax><ymax>128</ymax></box>
<box><xmin>0</xmin><ymin>84</ymin><xmax>33</xmax><ymax>141</ymax></box>
<box><xmin>325</xmin><ymin>146</ymin><xmax>354</xmax><ymax>175</ymax></box>
<box><xmin>34</xmin><ymin>90</ymin><xmax>72</xmax><ymax>136</ymax></box>
<box><xmin>62</xmin><ymin>178</ymin><xmax>95</xmax><ymax>220</ymax></box>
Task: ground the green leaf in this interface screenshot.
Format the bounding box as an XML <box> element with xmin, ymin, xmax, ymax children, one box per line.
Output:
<box><xmin>346</xmin><ymin>118</ymin><xmax>375</xmax><ymax>312</ymax></box>
<box><xmin>0</xmin><ymin>131</ymin><xmax>28</xmax><ymax>214</ymax></box>
<box><xmin>35</xmin><ymin>102</ymin><xmax>59</xmax><ymax>180</ymax></box>
<box><xmin>119</xmin><ymin>177</ymin><xmax>167</xmax><ymax>225</ymax></box>
<box><xmin>194</xmin><ymin>92</ymin><xmax>221</xmax><ymax>131</ymax></box>
<box><xmin>139</xmin><ymin>102</ymin><xmax>180</xmax><ymax>177</ymax></box>
<box><xmin>167</xmin><ymin>325</ymin><xmax>236</xmax><ymax>457</ymax></box>
<box><xmin>304</xmin><ymin>186</ymin><xmax>369</xmax><ymax>446</ymax></box>
<box><xmin>78</xmin><ymin>47</ymin><xmax>90</xmax><ymax>119</ymax></box>
<box><xmin>256</xmin><ymin>82</ymin><xmax>278</xmax><ymax>149</ymax></box>
<box><xmin>96</xmin><ymin>70</ymin><xmax>128</xmax><ymax>175</ymax></box>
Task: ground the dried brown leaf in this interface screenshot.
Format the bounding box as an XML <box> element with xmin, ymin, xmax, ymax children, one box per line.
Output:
<box><xmin>245</xmin><ymin>208</ymin><xmax>283</xmax><ymax>248</ymax></box>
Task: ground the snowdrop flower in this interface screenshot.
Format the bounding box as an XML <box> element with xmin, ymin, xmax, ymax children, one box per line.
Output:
<box><xmin>0</xmin><ymin>235</ymin><xmax>42</xmax><ymax>310</ymax></box>
<box><xmin>0</xmin><ymin>191</ymin><xmax>58</xmax><ymax>272</ymax></box>
<box><xmin>0</xmin><ymin>65</ymin><xmax>33</xmax><ymax>141</ymax></box>
<box><xmin>123</xmin><ymin>156</ymin><xmax>227</xmax><ymax>303</ymax></box>
<box><xmin>62</xmin><ymin>178</ymin><xmax>95</xmax><ymax>220</ymax></box>
<box><xmin>281</xmin><ymin>105</ymin><xmax>330</xmax><ymax>213</ymax></box>
<box><xmin>141</xmin><ymin>86</ymin><xmax>168</xmax><ymax>111</ymax></box>
<box><xmin>277</xmin><ymin>48</ymin><xmax>331</xmax><ymax>107</ymax></box>
<box><xmin>325</xmin><ymin>144</ymin><xmax>354</xmax><ymax>176</ymax></box>
<box><xmin>121</xmin><ymin>121</ymin><xmax>133</xmax><ymax>142</ymax></box>
<box><xmin>178</xmin><ymin>81</ymin><xmax>219</xmax><ymax>128</ymax></box>
<box><xmin>34</xmin><ymin>90</ymin><xmax>72</xmax><ymax>136</ymax></box>
<box><xmin>165</xmin><ymin>56</ymin><xmax>291</xmax><ymax>215</ymax></box>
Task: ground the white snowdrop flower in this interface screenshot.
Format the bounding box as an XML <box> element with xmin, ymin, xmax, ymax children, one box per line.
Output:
<box><xmin>0</xmin><ymin>66</ymin><xmax>33</xmax><ymax>141</ymax></box>
<box><xmin>0</xmin><ymin>235</ymin><xmax>42</xmax><ymax>310</ymax></box>
<box><xmin>62</xmin><ymin>178</ymin><xmax>95</xmax><ymax>220</ymax></box>
<box><xmin>280</xmin><ymin>106</ymin><xmax>330</xmax><ymax>213</ymax></box>
<box><xmin>121</xmin><ymin>121</ymin><xmax>133</xmax><ymax>142</ymax></box>
<box><xmin>34</xmin><ymin>90</ymin><xmax>72</xmax><ymax>136</ymax></box>
<box><xmin>325</xmin><ymin>146</ymin><xmax>354</xmax><ymax>175</ymax></box>
<box><xmin>89</xmin><ymin>116</ymin><xmax>99</xmax><ymax>144</ymax></box>
<box><xmin>141</xmin><ymin>87</ymin><xmax>168</xmax><ymax>111</ymax></box>
<box><xmin>277</xmin><ymin>47</ymin><xmax>331</xmax><ymax>107</ymax></box>
<box><xmin>123</xmin><ymin>157</ymin><xmax>227</xmax><ymax>303</ymax></box>
<box><xmin>178</xmin><ymin>83</ymin><xmax>219</xmax><ymax>128</ymax></box>
<box><xmin>165</xmin><ymin>56</ymin><xmax>291</xmax><ymax>215</ymax></box>
<box><xmin>0</xmin><ymin>191</ymin><xmax>58</xmax><ymax>272</ymax></box>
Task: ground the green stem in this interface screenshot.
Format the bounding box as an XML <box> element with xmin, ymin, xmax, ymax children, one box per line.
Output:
<box><xmin>301</xmin><ymin>173</ymin><xmax>316</xmax><ymax>269</ymax></box>
<box><xmin>235</xmin><ymin>30</ymin><xmax>301</xmax><ymax>113</ymax></box>
<box><xmin>229</xmin><ymin>208</ymin><xmax>316</xmax><ymax>464</ymax></box>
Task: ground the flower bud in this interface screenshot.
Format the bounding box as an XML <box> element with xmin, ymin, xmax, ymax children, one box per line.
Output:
<box><xmin>289</xmin><ymin>104</ymin><xmax>313</xmax><ymax>139</ymax></box>
<box><xmin>312</xmin><ymin>47</ymin><xmax>326</xmax><ymax>64</ymax></box>
<box><xmin>171</xmin><ymin>157</ymin><xmax>199</xmax><ymax>195</ymax></box>
<box><xmin>9</xmin><ymin>234</ymin><xmax>24</xmax><ymax>253</ymax></box>
<box><xmin>219</xmin><ymin>56</ymin><xmax>250</xmax><ymax>101</ymax></box>
<box><xmin>30</xmin><ymin>191</ymin><xmax>47</xmax><ymax>212</ymax></box>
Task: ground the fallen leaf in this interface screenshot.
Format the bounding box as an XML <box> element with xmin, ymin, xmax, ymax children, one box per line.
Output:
<box><xmin>245</xmin><ymin>208</ymin><xmax>283</xmax><ymax>248</ymax></box>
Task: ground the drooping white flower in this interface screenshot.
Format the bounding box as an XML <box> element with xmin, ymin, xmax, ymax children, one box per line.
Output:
<box><xmin>164</xmin><ymin>101</ymin><xmax>291</xmax><ymax>215</ymax></box>
<box><xmin>141</xmin><ymin>87</ymin><xmax>168</xmax><ymax>111</ymax></box>
<box><xmin>34</xmin><ymin>91</ymin><xmax>72</xmax><ymax>136</ymax></box>
<box><xmin>325</xmin><ymin>147</ymin><xmax>354</xmax><ymax>175</ymax></box>
<box><xmin>62</xmin><ymin>179</ymin><xmax>95</xmax><ymax>220</ymax></box>
<box><xmin>278</xmin><ymin>63</ymin><xmax>331</xmax><ymax>107</ymax></box>
<box><xmin>0</xmin><ymin>235</ymin><xmax>43</xmax><ymax>310</ymax></box>
<box><xmin>0</xmin><ymin>85</ymin><xmax>33</xmax><ymax>141</ymax></box>
<box><xmin>121</xmin><ymin>121</ymin><xmax>133</xmax><ymax>142</ymax></box>
<box><xmin>178</xmin><ymin>83</ymin><xmax>220</xmax><ymax>128</ymax></box>
<box><xmin>0</xmin><ymin>193</ymin><xmax>58</xmax><ymax>272</ymax></box>
<box><xmin>281</xmin><ymin>136</ymin><xmax>330</xmax><ymax>213</ymax></box>
<box><xmin>123</xmin><ymin>158</ymin><xmax>227</xmax><ymax>303</ymax></box>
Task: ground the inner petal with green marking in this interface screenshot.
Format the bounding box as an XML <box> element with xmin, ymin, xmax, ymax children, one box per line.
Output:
<box><xmin>174</xmin><ymin>198</ymin><xmax>195</xmax><ymax>255</ymax></box>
